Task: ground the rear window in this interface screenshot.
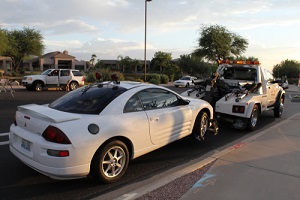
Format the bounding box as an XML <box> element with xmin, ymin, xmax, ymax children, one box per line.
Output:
<box><xmin>49</xmin><ymin>84</ymin><xmax>127</xmax><ymax>114</ymax></box>
<box><xmin>72</xmin><ymin>70</ymin><xmax>82</xmax><ymax>76</ymax></box>
<box><xmin>223</xmin><ymin>67</ymin><xmax>257</xmax><ymax>81</ymax></box>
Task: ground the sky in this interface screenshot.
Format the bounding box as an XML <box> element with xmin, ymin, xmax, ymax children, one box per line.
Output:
<box><xmin>1</xmin><ymin>0</ymin><xmax>300</xmax><ymax>71</ymax></box>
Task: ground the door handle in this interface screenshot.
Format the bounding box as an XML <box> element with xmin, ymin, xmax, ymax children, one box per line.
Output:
<box><xmin>150</xmin><ymin>117</ymin><xmax>159</xmax><ymax>122</ymax></box>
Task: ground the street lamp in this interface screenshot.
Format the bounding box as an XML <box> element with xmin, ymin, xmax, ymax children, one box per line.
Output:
<box><xmin>144</xmin><ymin>0</ymin><xmax>151</xmax><ymax>82</ymax></box>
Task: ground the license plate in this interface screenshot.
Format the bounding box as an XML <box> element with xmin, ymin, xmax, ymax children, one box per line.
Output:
<box><xmin>21</xmin><ymin>139</ymin><xmax>31</xmax><ymax>152</ymax></box>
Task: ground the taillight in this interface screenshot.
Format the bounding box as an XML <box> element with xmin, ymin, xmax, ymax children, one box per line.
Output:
<box><xmin>82</xmin><ymin>77</ymin><xmax>84</xmax><ymax>81</ymax></box>
<box><xmin>14</xmin><ymin>113</ymin><xmax>17</xmax><ymax>126</ymax></box>
<box><xmin>232</xmin><ymin>105</ymin><xmax>245</xmax><ymax>113</ymax></box>
<box><xmin>42</xmin><ymin>126</ymin><xmax>71</xmax><ymax>144</ymax></box>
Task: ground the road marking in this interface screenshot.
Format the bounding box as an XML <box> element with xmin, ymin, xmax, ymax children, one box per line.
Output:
<box><xmin>0</xmin><ymin>132</ymin><xmax>9</xmax><ymax>136</ymax></box>
<box><xmin>0</xmin><ymin>141</ymin><xmax>9</xmax><ymax>145</ymax></box>
<box><xmin>192</xmin><ymin>173</ymin><xmax>216</xmax><ymax>188</ymax></box>
<box><xmin>0</xmin><ymin>132</ymin><xmax>9</xmax><ymax>146</ymax></box>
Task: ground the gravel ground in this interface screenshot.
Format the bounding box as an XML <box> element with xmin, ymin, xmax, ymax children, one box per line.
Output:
<box><xmin>136</xmin><ymin>160</ymin><xmax>216</xmax><ymax>200</ymax></box>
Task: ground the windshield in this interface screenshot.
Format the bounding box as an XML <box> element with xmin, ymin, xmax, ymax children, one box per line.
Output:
<box><xmin>49</xmin><ymin>84</ymin><xmax>127</xmax><ymax>114</ymax></box>
<box><xmin>41</xmin><ymin>69</ymin><xmax>52</xmax><ymax>75</ymax></box>
<box><xmin>223</xmin><ymin>67</ymin><xmax>257</xmax><ymax>81</ymax></box>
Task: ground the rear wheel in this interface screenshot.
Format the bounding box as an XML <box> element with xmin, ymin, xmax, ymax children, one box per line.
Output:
<box><xmin>192</xmin><ymin>111</ymin><xmax>209</xmax><ymax>141</ymax></box>
<box><xmin>69</xmin><ymin>82</ymin><xmax>78</xmax><ymax>91</ymax></box>
<box><xmin>33</xmin><ymin>81</ymin><xmax>43</xmax><ymax>92</ymax></box>
<box><xmin>247</xmin><ymin>104</ymin><xmax>259</xmax><ymax>131</ymax></box>
<box><xmin>274</xmin><ymin>97</ymin><xmax>284</xmax><ymax>118</ymax></box>
<box><xmin>91</xmin><ymin>140</ymin><xmax>129</xmax><ymax>183</ymax></box>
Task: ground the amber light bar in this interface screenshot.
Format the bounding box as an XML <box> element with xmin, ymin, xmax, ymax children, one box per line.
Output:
<box><xmin>218</xmin><ymin>60</ymin><xmax>260</xmax><ymax>65</ymax></box>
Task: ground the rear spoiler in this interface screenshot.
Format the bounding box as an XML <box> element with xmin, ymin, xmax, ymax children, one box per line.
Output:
<box><xmin>18</xmin><ymin>104</ymin><xmax>81</xmax><ymax>123</ymax></box>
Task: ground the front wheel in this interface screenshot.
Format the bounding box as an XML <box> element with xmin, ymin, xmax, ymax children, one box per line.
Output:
<box><xmin>33</xmin><ymin>81</ymin><xmax>43</xmax><ymax>92</ymax></box>
<box><xmin>247</xmin><ymin>104</ymin><xmax>259</xmax><ymax>131</ymax></box>
<box><xmin>91</xmin><ymin>140</ymin><xmax>129</xmax><ymax>183</ymax></box>
<box><xmin>192</xmin><ymin>111</ymin><xmax>209</xmax><ymax>141</ymax></box>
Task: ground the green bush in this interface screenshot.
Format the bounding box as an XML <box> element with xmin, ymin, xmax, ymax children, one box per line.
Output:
<box><xmin>149</xmin><ymin>78</ymin><xmax>160</xmax><ymax>85</ymax></box>
<box><xmin>0</xmin><ymin>72</ymin><xmax>3</xmax><ymax>77</ymax></box>
<box><xmin>160</xmin><ymin>74</ymin><xmax>169</xmax><ymax>84</ymax></box>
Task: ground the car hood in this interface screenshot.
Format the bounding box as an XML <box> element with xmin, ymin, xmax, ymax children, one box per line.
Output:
<box><xmin>18</xmin><ymin>104</ymin><xmax>81</xmax><ymax>123</ymax></box>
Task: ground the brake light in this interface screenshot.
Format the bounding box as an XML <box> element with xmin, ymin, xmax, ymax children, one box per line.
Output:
<box><xmin>232</xmin><ymin>105</ymin><xmax>245</xmax><ymax>113</ymax></box>
<box><xmin>82</xmin><ymin>77</ymin><xmax>84</xmax><ymax>81</ymax></box>
<box><xmin>42</xmin><ymin>126</ymin><xmax>71</xmax><ymax>144</ymax></box>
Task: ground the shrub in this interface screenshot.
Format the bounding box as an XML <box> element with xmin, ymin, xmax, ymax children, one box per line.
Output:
<box><xmin>160</xmin><ymin>74</ymin><xmax>169</xmax><ymax>84</ymax></box>
<box><xmin>149</xmin><ymin>78</ymin><xmax>160</xmax><ymax>85</ymax></box>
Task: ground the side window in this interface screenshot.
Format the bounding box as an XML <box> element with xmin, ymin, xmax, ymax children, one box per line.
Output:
<box><xmin>264</xmin><ymin>69</ymin><xmax>274</xmax><ymax>82</ymax></box>
<box><xmin>138</xmin><ymin>88</ymin><xmax>179</xmax><ymax>110</ymax></box>
<box><xmin>124</xmin><ymin>94</ymin><xmax>143</xmax><ymax>113</ymax></box>
<box><xmin>60</xmin><ymin>70</ymin><xmax>70</xmax><ymax>76</ymax></box>
<box><xmin>49</xmin><ymin>70</ymin><xmax>59</xmax><ymax>76</ymax></box>
<box><xmin>72</xmin><ymin>71</ymin><xmax>82</xmax><ymax>76</ymax></box>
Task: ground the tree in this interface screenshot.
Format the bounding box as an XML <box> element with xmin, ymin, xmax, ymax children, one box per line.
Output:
<box><xmin>117</xmin><ymin>55</ymin><xmax>133</xmax><ymax>73</ymax></box>
<box><xmin>0</xmin><ymin>29</ymin><xmax>9</xmax><ymax>55</ymax></box>
<box><xmin>2</xmin><ymin>27</ymin><xmax>44</xmax><ymax>71</ymax></box>
<box><xmin>273</xmin><ymin>59</ymin><xmax>300</xmax><ymax>78</ymax></box>
<box><xmin>194</xmin><ymin>24</ymin><xmax>248</xmax><ymax>63</ymax></box>
<box><xmin>151</xmin><ymin>51</ymin><xmax>172</xmax><ymax>73</ymax></box>
<box><xmin>90</xmin><ymin>54</ymin><xmax>97</xmax><ymax>67</ymax></box>
<box><xmin>177</xmin><ymin>54</ymin><xmax>212</xmax><ymax>77</ymax></box>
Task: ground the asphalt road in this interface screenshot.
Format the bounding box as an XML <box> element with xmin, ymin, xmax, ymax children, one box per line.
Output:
<box><xmin>0</xmin><ymin>85</ymin><xmax>299</xmax><ymax>200</ymax></box>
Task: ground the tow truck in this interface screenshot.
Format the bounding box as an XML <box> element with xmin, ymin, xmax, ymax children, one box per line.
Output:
<box><xmin>183</xmin><ymin>60</ymin><xmax>285</xmax><ymax>130</ymax></box>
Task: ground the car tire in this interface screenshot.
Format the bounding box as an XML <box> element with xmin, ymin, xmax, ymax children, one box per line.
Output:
<box><xmin>274</xmin><ymin>97</ymin><xmax>284</xmax><ymax>118</ymax></box>
<box><xmin>185</xmin><ymin>83</ymin><xmax>189</xmax><ymax>88</ymax></box>
<box><xmin>91</xmin><ymin>140</ymin><xmax>129</xmax><ymax>183</ymax></box>
<box><xmin>69</xmin><ymin>82</ymin><xmax>78</xmax><ymax>91</ymax></box>
<box><xmin>33</xmin><ymin>81</ymin><xmax>43</xmax><ymax>92</ymax></box>
<box><xmin>247</xmin><ymin>104</ymin><xmax>259</xmax><ymax>131</ymax></box>
<box><xmin>192</xmin><ymin>111</ymin><xmax>209</xmax><ymax>141</ymax></box>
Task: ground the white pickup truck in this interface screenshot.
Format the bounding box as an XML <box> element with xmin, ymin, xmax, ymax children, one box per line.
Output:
<box><xmin>22</xmin><ymin>69</ymin><xmax>85</xmax><ymax>91</ymax></box>
<box><xmin>183</xmin><ymin>60</ymin><xmax>285</xmax><ymax>130</ymax></box>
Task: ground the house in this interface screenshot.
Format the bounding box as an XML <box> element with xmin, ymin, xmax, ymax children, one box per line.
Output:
<box><xmin>22</xmin><ymin>50</ymin><xmax>87</xmax><ymax>71</ymax></box>
<box><xmin>0</xmin><ymin>56</ymin><xmax>12</xmax><ymax>74</ymax></box>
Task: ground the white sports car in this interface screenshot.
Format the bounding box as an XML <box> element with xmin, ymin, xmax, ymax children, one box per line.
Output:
<box><xmin>9</xmin><ymin>75</ymin><xmax>218</xmax><ymax>183</ymax></box>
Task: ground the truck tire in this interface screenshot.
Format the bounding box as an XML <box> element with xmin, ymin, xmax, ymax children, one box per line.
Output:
<box><xmin>33</xmin><ymin>81</ymin><xmax>43</xmax><ymax>92</ymax></box>
<box><xmin>247</xmin><ymin>104</ymin><xmax>259</xmax><ymax>131</ymax></box>
<box><xmin>274</xmin><ymin>97</ymin><xmax>284</xmax><ymax>118</ymax></box>
<box><xmin>69</xmin><ymin>81</ymin><xmax>78</xmax><ymax>91</ymax></box>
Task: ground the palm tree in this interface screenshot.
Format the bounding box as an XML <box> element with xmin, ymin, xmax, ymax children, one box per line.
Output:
<box><xmin>90</xmin><ymin>54</ymin><xmax>97</xmax><ymax>67</ymax></box>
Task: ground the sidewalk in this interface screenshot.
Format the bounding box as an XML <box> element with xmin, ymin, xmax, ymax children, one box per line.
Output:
<box><xmin>180</xmin><ymin>112</ymin><xmax>300</xmax><ymax>200</ymax></box>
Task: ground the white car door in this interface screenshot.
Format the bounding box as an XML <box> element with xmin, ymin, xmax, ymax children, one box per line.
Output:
<box><xmin>138</xmin><ymin>88</ymin><xmax>193</xmax><ymax>145</ymax></box>
<box><xmin>59</xmin><ymin>70</ymin><xmax>71</xmax><ymax>85</ymax></box>
<box><xmin>46</xmin><ymin>70</ymin><xmax>59</xmax><ymax>85</ymax></box>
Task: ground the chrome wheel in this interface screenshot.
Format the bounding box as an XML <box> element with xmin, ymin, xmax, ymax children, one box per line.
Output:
<box><xmin>91</xmin><ymin>140</ymin><xmax>129</xmax><ymax>183</ymax></box>
<box><xmin>192</xmin><ymin>111</ymin><xmax>209</xmax><ymax>141</ymax></box>
<box><xmin>69</xmin><ymin>82</ymin><xmax>78</xmax><ymax>91</ymax></box>
<box><xmin>102</xmin><ymin>146</ymin><xmax>126</xmax><ymax>178</ymax></box>
<box><xmin>33</xmin><ymin>81</ymin><xmax>43</xmax><ymax>92</ymax></box>
<box><xmin>247</xmin><ymin>104</ymin><xmax>259</xmax><ymax>130</ymax></box>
